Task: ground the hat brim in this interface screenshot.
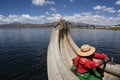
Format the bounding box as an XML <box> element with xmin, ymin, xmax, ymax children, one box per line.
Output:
<box><xmin>77</xmin><ymin>46</ymin><xmax>96</xmax><ymax>57</ymax></box>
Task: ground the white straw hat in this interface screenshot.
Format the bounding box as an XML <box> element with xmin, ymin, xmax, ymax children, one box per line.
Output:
<box><xmin>77</xmin><ymin>44</ymin><xmax>96</xmax><ymax>56</ymax></box>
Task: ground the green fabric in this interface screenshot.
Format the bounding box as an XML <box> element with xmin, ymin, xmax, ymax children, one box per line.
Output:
<box><xmin>70</xmin><ymin>64</ymin><xmax>76</xmax><ymax>71</ymax></box>
<box><xmin>89</xmin><ymin>68</ymin><xmax>101</xmax><ymax>78</ymax></box>
<box><xmin>70</xmin><ymin>64</ymin><xmax>78</xmax><ymax>75</ymax></box>
<box><xmin>77</xmin><ymin>69</ymin><xmax>102</xmax><ymax>80</ymax></box>
<box><xmin>70</xmin><ymin>65</ymin><xmax>102</xmax><ymax>80</ymax></box>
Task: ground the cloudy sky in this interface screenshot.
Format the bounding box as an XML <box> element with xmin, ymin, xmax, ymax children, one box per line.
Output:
<box><xmin>0</xmin><ymin>0</ymin><xmax>120</xmax><ymax>25</ymax></box>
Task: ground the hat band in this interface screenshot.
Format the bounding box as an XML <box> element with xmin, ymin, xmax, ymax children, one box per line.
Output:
<box><xmin>81</xmin><ymin>48</ymin><xmax>91</xmax><ymax>52</ymax></box>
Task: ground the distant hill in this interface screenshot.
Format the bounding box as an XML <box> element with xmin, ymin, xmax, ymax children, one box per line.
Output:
<box><xmin>66</xmin><ymin>22</ymin><xmax>95</xmax><ymax>28</ymax></box>
<box><xmin>0</xmin><ymin>22</ymin><xmax>54</xmax><ymax>28</ymax></box>
<box><xmin>115</xmin><ymin>24</ymin><xmax>120</xmax><ymax>26</ymax></box>
<box><xmin>0</xmin><ymin>22</ymin><xmax>110</xmax><ymax>29</ymax></box>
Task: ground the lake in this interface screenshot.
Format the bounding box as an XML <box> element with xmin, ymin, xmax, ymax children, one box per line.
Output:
<box><xmin>0</xmin><ymin>28</ymin><xmax>120</xmax><ymax>80</ymax></box>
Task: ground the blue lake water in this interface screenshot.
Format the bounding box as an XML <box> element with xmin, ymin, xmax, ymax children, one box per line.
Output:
<box><xmin>0</xmin><ymin>28</ymin><xmax>120</xmax><ymax>80</ymax></box>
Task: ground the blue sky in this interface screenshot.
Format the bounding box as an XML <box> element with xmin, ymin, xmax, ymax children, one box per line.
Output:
<box><xmin>0</xmin><ymin>0</ymin><xmax>120</xmax><ymax>25</ymax></box>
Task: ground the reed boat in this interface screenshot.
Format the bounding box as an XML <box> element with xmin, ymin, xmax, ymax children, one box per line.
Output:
<box><xmin>47</xmin><ymin>19</ymin><xmax>120</xmax><ymax>80</ymax></box>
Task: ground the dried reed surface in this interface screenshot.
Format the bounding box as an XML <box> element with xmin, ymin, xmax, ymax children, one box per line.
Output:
<box><xmin>47</xmin><ymin>19</ymin><xmax>120</xmax><ymax>80</ymax></box>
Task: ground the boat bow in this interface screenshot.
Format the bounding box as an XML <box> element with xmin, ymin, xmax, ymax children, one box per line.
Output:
<box><xmin>47</xmin><ymin>19</ymin><xmax>120</xmax><ymax>80</ymax></box>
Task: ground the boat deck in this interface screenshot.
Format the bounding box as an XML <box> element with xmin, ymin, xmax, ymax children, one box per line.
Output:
<box><xmin>47</xmin><ymin>19</ymin><xmax>120</xmax><ymax>80</ymax></box>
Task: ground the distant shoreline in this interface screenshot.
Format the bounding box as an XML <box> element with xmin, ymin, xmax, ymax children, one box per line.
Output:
<box><xmin>0</xmin><ymin>22</ymin><xmax>120</xmax><ymax>30</ymax></box>
<box><xmin>0</xmin><ymin>26</ymin><xmax>120</xmax><ymax>30</ymax></box>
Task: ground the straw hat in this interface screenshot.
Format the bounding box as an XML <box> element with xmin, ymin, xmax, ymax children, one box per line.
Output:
<box><xmin>77</xmin><ymin>44</ymin><xmax>96</xmax><ymax>56</ymax></box>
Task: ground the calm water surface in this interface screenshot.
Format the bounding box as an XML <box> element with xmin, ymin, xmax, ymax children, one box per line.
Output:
<box><xmin>0</xmin><ymin>28</ymin><xmax>120</xmax><ymax>80</ymax></box>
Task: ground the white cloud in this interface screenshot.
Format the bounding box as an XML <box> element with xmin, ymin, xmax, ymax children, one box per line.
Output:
<box><xmin>50</xmin><ymin>7</ymin><xmax>57</xmax><ymax>12</ymax></box>
<box><xmin>0</xmin><ymin>15</ymin><xmax>4</xmax><ymax>20</ymax></box>
<box><xmin>45</xmin><ymin>13</ymin><xmax>62</xmax><ymax>22</ymax></box>
<box><xmin>51</xmin><ymin>13</ymin><xmax>62</xmax><ymax>19</ymax></box>
<box><xmin>93</xmin><ymin>5</ymin><xmax>116</xmax><ymax>13</ymax></box>
<box><xmin>0</xmin><ymin>14</ymin><xmax>45</xmax><ymax>24</ymax></box>
<box><xmin>115</xmin><ymin>0</ymin><xmax>120</xmax><ymax>5</ymax></box>
<box><xmin>69</xmin><ymin>0</ymin><xmax>74</xmax><ymax>2</ymax></box>
<box><xmin>118</xmin><ymin>14</ymin><xmax>120</xmax><ymax>17</ymax></box>
<box><xmin>45</xmin><ymin>12</ymin><xmax>49</xmax><ymax>15</ymax></box>
<box><xmin>63</xmin><ymin>13</ymin><xmax>120</xmax><ymax>25</ymax></box>
<box><xmin>32</xmin><ymin>0</ymin><xmax>55</xmax><ymax>6</ymax></box>
<box><xmin>118</xmin><ymin>10</ymin><xmax>120</xmax><ymax>13</ymax></box>
<box><xmin>0</xmin><ymin>14</ymin><xmax>60</xmax><ymax>24</ymax></box>
<box><xmin>93</xmin><ymin>5</ymin><xmax>103</xmax><ymax>10</ymax></box>
<box><xmin>0</xmin><ymin>13</ymin><xmax>120</xmax><ymax>25</ymax></box>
